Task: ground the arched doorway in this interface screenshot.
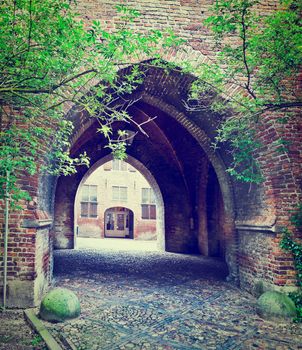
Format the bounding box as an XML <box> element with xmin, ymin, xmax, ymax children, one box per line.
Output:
<box><xmin>104</xmin><ymin>207</ymin><xmax>134</xmax><ymax>238</ymax></box>
<box><xmin>73</xmin><ymin>155</ymin><xmax>165</xmax><ymax>251</ymax></box>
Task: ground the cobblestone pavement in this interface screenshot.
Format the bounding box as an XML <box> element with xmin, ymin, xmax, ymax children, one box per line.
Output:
<box><xmin>44</xmin><ymin>248</ymin><xmax>302</xmax><ymax>350</ymax></box>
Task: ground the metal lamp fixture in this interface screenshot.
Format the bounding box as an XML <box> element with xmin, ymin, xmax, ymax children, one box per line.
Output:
<box><xmin>123</xmin><ymin>130</ymin><xmax>136</xmax><ymax>146</ymax></box>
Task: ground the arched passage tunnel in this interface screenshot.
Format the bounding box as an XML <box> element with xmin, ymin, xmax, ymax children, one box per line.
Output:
<box><xmin>53</xmin><ymin>66</ymin><xmax>237</xmax><ymax>281</ymax></box>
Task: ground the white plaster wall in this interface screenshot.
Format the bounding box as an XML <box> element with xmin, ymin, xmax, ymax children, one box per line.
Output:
<box><xmin>76</xmin><ymin>160</ymin><xmax>157</xmax><ymax>239</ymax></box>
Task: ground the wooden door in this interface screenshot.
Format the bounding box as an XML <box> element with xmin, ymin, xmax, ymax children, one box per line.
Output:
<box><xmin>105</xmin><ymin>208</ymin><xmax>130</xmax><ymax>238</ymax></box>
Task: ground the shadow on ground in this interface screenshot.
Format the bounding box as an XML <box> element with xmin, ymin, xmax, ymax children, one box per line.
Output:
<box><xmin>54</xmin><ymin>249</ymin><xmax>228</xmax><ymax>282</ymax></box>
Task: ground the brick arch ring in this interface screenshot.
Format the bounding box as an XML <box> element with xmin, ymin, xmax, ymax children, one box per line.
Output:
<box><xmin>69</xmin><ymin>64</ymin><xmax>235</xmax><ymax>221</ymax></box>
<box><xmin>73</xmin><ymin>153</ymin><xmax>166</xmax><ymax>251</ymax></box>
<box><xmin>141</xmin><ymin>93</ymin><xmax>234</xmax><ymax>216</ymax></box>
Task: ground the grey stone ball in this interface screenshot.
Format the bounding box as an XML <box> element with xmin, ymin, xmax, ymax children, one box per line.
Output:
<box><xmin>39</xmin><ymin>287</ymin><xmax>81</xmax><ymax>323</ymax></box>
<box><xmin>257</xmin><ymin>291</ymin><xmax>297</xmax><ymax>321</ymax></box>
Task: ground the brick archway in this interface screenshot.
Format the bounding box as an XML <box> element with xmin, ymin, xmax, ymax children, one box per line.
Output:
<box><xmin>2</xmin><ymin>0</ymin><xmax>301</xmax><ymax>310</ymax></box>
<box><xmin>73</xmin><ymin>154</ymin><xmax>165</xmax><ymax>250</ymax></box>
<box><xmin>51</xmin><ymin>63</ymin><xmax>301</xmax><ymax>296</ymax></box>
<box><xmin>50</xmin><ymin>64</ymin><xmax>239</xmax><ymax>282</ymax></box>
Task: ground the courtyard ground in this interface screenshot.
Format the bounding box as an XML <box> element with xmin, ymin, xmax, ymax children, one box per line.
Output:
<box><xmin>48</xmin><ymin>240</ymin><xmax>302</xmax><ymax>349</ymax></box>
<box><xmin>1</xmin><ymin>239</ymin><xmax>302</xmax><ymax>349</ymax></box>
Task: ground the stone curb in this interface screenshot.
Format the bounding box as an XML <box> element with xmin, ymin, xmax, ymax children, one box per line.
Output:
<box><xmin>24</xmin><ymin>309</ymin><xmax>63</xmax><ymax>350</ymax></box>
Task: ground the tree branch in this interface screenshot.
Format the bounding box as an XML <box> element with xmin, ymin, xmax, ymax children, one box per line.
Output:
<box><xmin>0</xmin><ymin>69</ymin><xmax>97</xmax><ymax>94</ymax></box>
<box><xmin>27</xmin><ymin>0</ymin><xmax>33</xmax><ymax>53</ymax></box>
<box><xmin>264</xmin><ymin>101</ymin><xmax>302</xmax><ymax>110</ymax></box>
<box><xmin>241</xmin><ymin>6</ymin><xmax>256</xmax><ymax>100</ymax></box>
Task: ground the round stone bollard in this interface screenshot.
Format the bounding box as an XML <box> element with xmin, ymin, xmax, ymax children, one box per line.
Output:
<box><xmin>256</xmin><ymin>291</ymin><xmax>297</xmax><ymax>322</ymax></box>
<box><xmin>39</xmin><ymin>288</ymin><xmax>81</xmax><ymax>323</ymax></box>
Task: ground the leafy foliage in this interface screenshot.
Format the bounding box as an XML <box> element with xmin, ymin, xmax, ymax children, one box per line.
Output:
<box><xmin>288</xmin><ymin>290</ymin><xmax>302</xmax><ymax>323</ymax></box>
<box><xmin>30</xmin><ymin>335</ymin><xmax>43</xmax><ymax>347</ymax></box>
<box><xmin>280</xmin><ymin>229</ymin><xmax>302</xmax><ymax>287</ymax></box>
<box><xmin>280</xmin><ymin>203</ymin><xmax>302</xmax><ymax>322</ymax></box>
<box><xmin>187</xmin><ymin>0</ymin><xmax>302</xmax><ymax>183</ymax></box>
<box><xmin>290</xmin><ymin>203</ymin><xmax>302</xmax><ymax>229</ymax></box>
<box><xmin>0</xmin><ymin>0</ymin><xmax>183</xmax><ymax>206</ymax></box>
<box><xmin>1</xmin><ymin>0</ymin><xmax>301</xmax><ymax>204</ymax></box>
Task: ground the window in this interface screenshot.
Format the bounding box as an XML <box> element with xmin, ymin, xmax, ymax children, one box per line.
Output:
<box><xmin>141</xmin><ymin>188</ymin><xmax>156</xmax><ymax>219</ymax></box>
<box><xmin>112</xmin><ymin>186</ymin><xmax>127</xmax><ymax>201</ymax></box>
<box><xmin>112</xmin><ymin>159</ymin><xmax>127</xmax><ymax>171</ymax></box>
<box><xmin>141</xmin><ymin>204</ymin><xmax>156</xmax><ymax>219</ymax></box>
<box><xmin>80</xmin><ymin>185</ymin><xmax>98</xmax><ymax>218</ymax></box>
<box><xmin>142</xmin><ymin>188</ymin><xmax>156</xmax><ymax>204</ymax></box>
<box><xmin>103</xmin><ymin>162</ymin><xmax>112</xmax><ymax>171</ymax></box>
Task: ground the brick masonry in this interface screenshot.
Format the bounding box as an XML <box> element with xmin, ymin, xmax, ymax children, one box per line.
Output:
<box><xmin>0</xmin><ymin>0</ymin><xmax>301</xmax><ymax>307</ymax></box>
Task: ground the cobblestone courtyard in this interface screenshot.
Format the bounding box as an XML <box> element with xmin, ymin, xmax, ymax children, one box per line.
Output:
<box><xmin>46</xmin><ymin>242</ymin><xmax>302</xmax><ymax>349</ymax></box>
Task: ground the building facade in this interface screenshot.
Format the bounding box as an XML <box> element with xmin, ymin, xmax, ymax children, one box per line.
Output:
<box><xmin>76</xmin><ymin>160</ymin><xmax>157</xmax><ymax>240</ymax></box>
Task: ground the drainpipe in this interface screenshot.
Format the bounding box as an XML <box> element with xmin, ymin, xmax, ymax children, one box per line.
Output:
<box><xmin>3</xmin><ymin>170</ymin><xmax>9</xmax><ymax>310</ymax></box>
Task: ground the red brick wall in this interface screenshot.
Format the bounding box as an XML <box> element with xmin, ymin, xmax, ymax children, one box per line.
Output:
<box><xmin>258</xmin><ymin>112</ymin><xmax>300</xmax><ymax>283</ymax></box>
<box><xmin>0</xmin><ymin>195</ymin><xmax>52</xmax><ymax>306</ymax></box>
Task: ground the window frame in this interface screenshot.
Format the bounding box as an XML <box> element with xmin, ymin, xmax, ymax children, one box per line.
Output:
<box><xmin>112</xmin><ymin>186</ymin><xmax>128</xmax><ymax>202</ymax></box>
<box><xmin>80</xmin><ymin>184</ymin><xmax>98</xmax><ymax>218</ymax></box>
<box><xmin>112</xmin><ymin>159</ymin><xmax>127</xmax><ymax>171</ymax></box>
<box><xmin>141</xmin><ymin>187</ymin><xmax>156</xmax><ymax>219</ymax></box>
